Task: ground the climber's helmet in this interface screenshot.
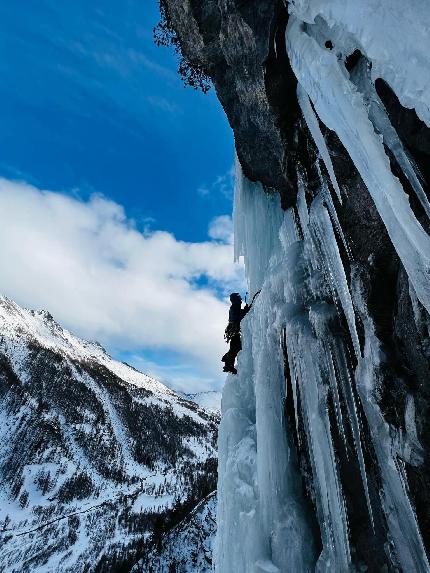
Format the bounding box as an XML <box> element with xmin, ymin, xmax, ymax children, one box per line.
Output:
<box><xmin>230</xmin><ymin>293</ymin><xmax>242</xmax><ymax>304</ymax></box>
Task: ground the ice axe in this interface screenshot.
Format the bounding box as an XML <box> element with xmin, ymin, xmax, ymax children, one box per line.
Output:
<box><xmin>246</xmin><ymin>290</ymin><xmax>261</xmax><ymax>309</ymax></box>
<box><xmin>251</xmin><ymin>290</ymin><xmax>261</xmax><ymax>304</ymax></box>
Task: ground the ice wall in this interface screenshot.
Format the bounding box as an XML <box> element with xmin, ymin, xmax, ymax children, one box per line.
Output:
<box><xmin>216</xmin><ymin>2</ymin><xmax>430</xmax><ymax>571</ymax></box>
<box><xmin>217</xmin><ymin>168</ymin><xmax>429</xmax><ymax>572</ymax></box>
<box><xmin>284</xmin><ymin>6</ymin><xmax>430</xmax><ymax>568</ymax></box>
<box><xmin>217</xmin><ymin>174</ymin><xmax>316</xmax><ymax>573</ymax></box>
<box><xmin>286</xmin><ymin>14</ymin><xmax>430</xmax><ymax>317</ymax></box>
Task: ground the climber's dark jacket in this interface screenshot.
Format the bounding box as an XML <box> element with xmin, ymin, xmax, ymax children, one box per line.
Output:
<box><xmin>229</xmin><ymin>301</ymin><xmax>249</xmax><ymax>324</ymax></box>
<box><xmin>222</xmin><ymin>296</ymin><xmax>251</xmax><ymax>374</ymax></box>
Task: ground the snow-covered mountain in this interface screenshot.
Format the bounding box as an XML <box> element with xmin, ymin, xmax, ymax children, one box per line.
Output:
<box><xmin>0</xmin><ymin>296</ymin><xmax>218</xmax><ymax>572</ymax></box>
<box><xmin>132</xmin><ymin>491</ymin><xmax>216</xmax><ymax>573</ymax></box>
<box><xmin>182</xmin><ymin>391</ymin><xmax>221</xmax><ymax>414</ymax></box>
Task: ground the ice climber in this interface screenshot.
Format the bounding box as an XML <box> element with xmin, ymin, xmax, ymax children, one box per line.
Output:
<box><xmin>221</xmin><ymin>292</ymin><xmax>250</xmax><ymax>375</ymax></box>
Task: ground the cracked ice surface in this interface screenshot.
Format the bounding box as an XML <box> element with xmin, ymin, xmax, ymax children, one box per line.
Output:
<box><xmin>286</xmin><ymin>14</ymin><xmax>430</xmax><ymax>317</ymax></box>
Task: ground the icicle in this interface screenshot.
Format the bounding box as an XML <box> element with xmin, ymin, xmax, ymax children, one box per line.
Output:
<box><xmin>327</xmin><ymin>341</ymin><xmax>348</xmax><ymax>449</ymax></box>
<box><xmin>296</xmin><ymin>170</ymin><xmax>310</xmax><ymax>240</ymax></box>
<box><xmin>309</xmin><ymin>195</ymin><xmax>360</xmax><ymax>358</ymax></box>
<box><xmin>218</xmin><ymin>171</ymin><xmax>317</xmax><ymax>573</ymax></box>
<box><xmin>279</xmin><ymin>208</ymin><xmax>300</xmax><ymax>253</ymax></box>
<box><xmin>215</xmin><ymin>318</ymin><xmax>265</xmax><ymax>573</ymax></box>
<box><xmin>286</xmin><ymin>320</ymin><xmax>351</xmax><ymax>572</ymax></box>
<box><xmin>221</xmin><ymin>153</ymin><xmax>428</xmax><ymax>572</ymax></box>
<box><xmin>298</xmin><ymin>83</ymin><xmax>342</xmax><ymax>202</ymax></box>
<box><xmin>318</xmin><ymin>172</ymin><xmax>352</xmax><ymax>262</ymax></box>
<box><xmin>252</xmin><ymin>289</ymin><xmax>317</xmax><ymax>571</ymax></box>
<box><xmin>307</xmin><ymin>295</ymin><xmax>374</xmax><ymax>530</ymax></box>
<box><xmin>288</xmin><ymin>0</ymin><xmax>430</xmax><ymax>128</ymax></box>
<box><xmin>351</xmin><ymin>59</ymin><xmax>430</xmax><ymax>221</ymax></box>
<box><xmin>329</xmin><ymin>338</ymin><xmax>374</xmax><ymax>530</ymax></box>
<box><xmin>352</xmin><ymin>275</ymin><xmax>430</xmax><ymax>573</ymax></box>
<box><xmin>286</xmin><ymin>16</ymin><xmax>430</xmax><ymax>315</ymax></box>
<box><xmin>233</xmin><ymin>161</ymin><xmax>284</xmax><ymax>297</ymax></box>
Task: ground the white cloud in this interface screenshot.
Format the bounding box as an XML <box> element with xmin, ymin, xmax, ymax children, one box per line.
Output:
<box><xmin>208</xmin><ymin>215</ymin><xmax>234</xmax><ymax>244</ymax></box>
<box><xmin>0</xmin><ymin>178</ymin><xmax>245</xmax><ymax>391</ymax></box>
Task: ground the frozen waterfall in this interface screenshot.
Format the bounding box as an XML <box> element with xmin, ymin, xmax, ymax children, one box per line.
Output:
<box><xmin>216</xmin><ymin>168</ymin><xmax>429</xmax><ymax>573</ymax></box>
<box><xmin>216</xmin><ymin>1</ymin><xmax>430</xmax><ymax>572</ymax></box>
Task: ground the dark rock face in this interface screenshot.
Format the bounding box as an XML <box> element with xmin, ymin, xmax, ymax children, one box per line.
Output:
<box><xmin>163</xmin><ymin>1</ymin><xmax>430</xmax><ymax>569</ymax></box>
<box><xmin>0</xmin><ymin>297</ymin><xmax>218</xmax><ymax>572</ymax></box>
<box><xmin>164</xmin><ymin>0</ymin><xmax>299</xmax><ymax>201</ymax></box>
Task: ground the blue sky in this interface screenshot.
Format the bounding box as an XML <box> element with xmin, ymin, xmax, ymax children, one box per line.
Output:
<box><xmin>0</xmin><ymin>0</ymin><xmax>234</xmax><ymax>240</ymax></box>
<box><xmin>0</xmin><ymin>0</ymin><xmax>244</xmax><ymax>392</ymax></box>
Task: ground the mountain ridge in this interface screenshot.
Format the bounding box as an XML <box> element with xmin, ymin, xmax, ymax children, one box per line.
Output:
<box><xmin>0</xmin><ymin>295</ymin><xmax>218</xmax><ymax>572</ymax></box>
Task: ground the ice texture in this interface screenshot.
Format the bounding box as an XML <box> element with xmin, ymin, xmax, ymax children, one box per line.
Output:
<box><xmin>218</xmin><ymin>173</ymin><xmax>374</xmax><ymax>571</ymax></box>
<box><xmin>233</xmin><ymin>160</ymin><xmax>284</xmax><ymax>297</ymax></box>
<box><xmin>286</xmin><ymin>15</ymin><xmax>430</xmax><ymax>316</ymax></box>
<box><xmin>353</xmin><ymin>275</ymin><xmax>430</xmax><ymax>573</ymax></box>
<box><xmin>288</xmin><ymin>0</ymin><xmax>430</xmax><ymax>126</ymax></box>
<box><xmin>309</xmin><ymin>195</ymin><xmax>359</xmax><ymax>357</ymax></box>
<box><xmin>297</xmin><ymin>84</ymin><xmax>341</xmax><ymax>201</ymax></box>
<box><xmin>351</xmin><ymin>59</ymin><xmax>430</xmax><ymax>221</ymax></box>
<box><xmin>217</xmin><ymin>166</ymin><xmax>429</xmax><ymax>571</ymax></box>
<box><xmin>217</xmin><ymin>2</ymin><xmax>430</xmax><ymax>571</ymax></box>
<box><xmin>217</xmin><ymin>174</ymin><xmax>316</xmax><ymax>573</ymax></box>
